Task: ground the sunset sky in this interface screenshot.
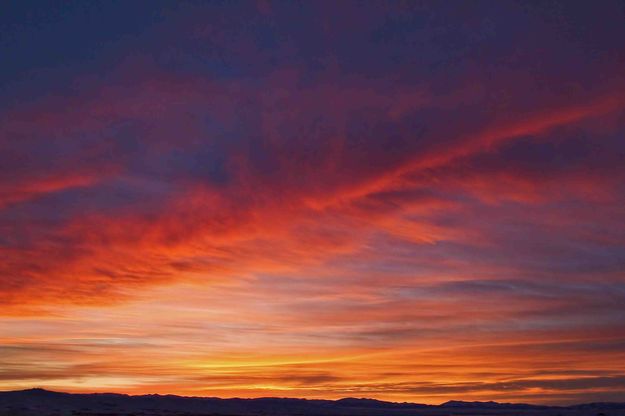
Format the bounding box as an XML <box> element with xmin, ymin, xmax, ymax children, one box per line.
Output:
<box><xmin>2</xmin><ymin>0</ymin><xmax>625</xmax><ymax>406</ymax></box>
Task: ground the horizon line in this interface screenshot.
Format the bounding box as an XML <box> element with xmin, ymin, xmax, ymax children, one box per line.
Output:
<box><xmin>2</xmin><ymin>387</ymin><xmax>622</xmax><ymax>408</ymax></box>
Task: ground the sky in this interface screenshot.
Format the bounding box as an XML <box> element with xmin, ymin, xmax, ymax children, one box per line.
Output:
<box><xmin>1</xmin><ymin>0</ymin><xmax>625</xmax><ymax>406</ymax></box>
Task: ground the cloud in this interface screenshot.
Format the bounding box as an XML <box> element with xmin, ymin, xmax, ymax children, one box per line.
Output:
<box><xmin>1</xmin><ymin>0</ymin><xmax>625</xmax><ymax>403</ymax></box>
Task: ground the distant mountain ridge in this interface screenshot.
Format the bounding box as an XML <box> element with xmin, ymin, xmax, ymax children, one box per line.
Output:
<box><xmin>1</xmin><ymin>388</ymin><xmax>625</xmax><ymax>416</ymax></box>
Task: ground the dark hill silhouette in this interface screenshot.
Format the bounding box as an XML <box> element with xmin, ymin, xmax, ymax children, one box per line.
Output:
<box><xmin>441</xmin><ymin>400</ymin><xmax>550</xmax><ymax>409</ymax></box>
<box><xmin>1</xmin><ymin>388</ymin><xmax>625</xmax><ymax>416</ymax></box>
